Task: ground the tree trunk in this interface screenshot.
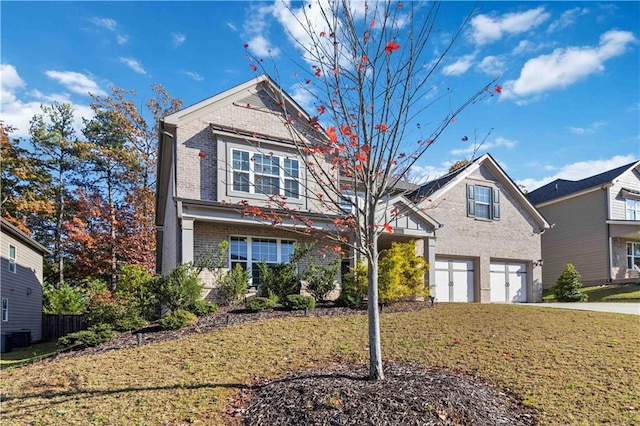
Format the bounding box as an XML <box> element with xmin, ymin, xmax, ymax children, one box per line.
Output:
<box><xmin>57</xmin><ymin>166</ymin><xmax>64</xmax><ymax>287</ymax></box>
<box><xmin>107</xmin><ymin>166</ymin><xmax>117</xmax><ymax>291</ymax></box>
<box><xmin>367</xmin><ymin>231</ymin><xmax>384</xmax><ymax>380</ymax></box>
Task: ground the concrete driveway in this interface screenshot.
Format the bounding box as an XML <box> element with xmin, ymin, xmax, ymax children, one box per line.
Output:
<box><xmin>528</xmin><ymin>302</ymin><xmax>640</xmax><ymax>315</ymax></box>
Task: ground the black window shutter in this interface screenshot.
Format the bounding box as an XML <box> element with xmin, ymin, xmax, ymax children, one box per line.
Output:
<box><xmin>493</xmin><ymin>188</ymin><xmax>500</xmax><ymax>220</ymax></box>
<box><xmin>467</xmin><ymin>184</ymin><xmax>475</xmax><ymax>217</ymax></box>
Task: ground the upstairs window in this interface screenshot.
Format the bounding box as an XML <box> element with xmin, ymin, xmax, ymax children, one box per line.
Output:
<box><xmin>8</xmin><ymin>245</ymin><xmax>16</xmax><ymax>273</ymax></box>
<box><xmin>231</xmin><ymin>149</ymin><xmax>300</xmax><ymax>199</ymax></box>
<box><xmin>467</xmin><ymin>184</ymin><xmax>500</xmax><ymax>220</ymax></box>
<box><xmin>626</xmin><ymin>198</ymin><xmax>640</xmax><ymax>221</ymax></box>
<box><xmin>2</xmin><ymin>298</ymin><xmax>7</xmax><ymax>322</ymax></box>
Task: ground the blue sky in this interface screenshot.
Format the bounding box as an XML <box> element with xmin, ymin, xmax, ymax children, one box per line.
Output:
<box><xmin>1</xmin><ymin>1</ymin><xmax>638</xmax><ymax>191</ymax></box>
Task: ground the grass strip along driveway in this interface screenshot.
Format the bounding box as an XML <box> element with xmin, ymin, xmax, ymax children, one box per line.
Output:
<box><xmin>1</xmin><ymin>304</ymin><xmax>639</xmax><ymax>425</ymax></box>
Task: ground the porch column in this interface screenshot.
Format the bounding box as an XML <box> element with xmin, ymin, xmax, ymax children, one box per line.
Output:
<box><xmin>181</xmin><ymin>217</ymin><xmax>194</xmax><ymax>264</ymax></box>
<box><xmin>417</xmin><ymin>237</ymin><xmax>436</xmax><ymax>292</ymax></box>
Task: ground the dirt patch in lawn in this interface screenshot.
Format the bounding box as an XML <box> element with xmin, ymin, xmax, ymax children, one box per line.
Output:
<box><xmin>239</xmin><ymin>362</ymin><xmax>538</xmax><ymax>425</ymax></box>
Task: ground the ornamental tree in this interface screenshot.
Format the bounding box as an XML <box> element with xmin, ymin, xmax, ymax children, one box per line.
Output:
<box><xmin>242</xmin><ymin>0</ymin><xmax>499</xmax><ymax>380</ymax></box>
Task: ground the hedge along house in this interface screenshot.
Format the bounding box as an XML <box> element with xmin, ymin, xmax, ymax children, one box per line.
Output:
<box><xmin>0</xmin><ymin>217</ymin><xmax>50</xmax><ymax>344</ymax></box>
<box><xmin>527</xmin><ymin>160</ymin><xmax>640</xmax><ymax>287</ymax></box>
<box><xmin>155</xmin><ymin>75</ymin><xmax>549</xmax><ymax>302</ymax></box>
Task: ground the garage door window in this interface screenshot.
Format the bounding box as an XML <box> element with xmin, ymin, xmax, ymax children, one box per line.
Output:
<box><xmin>467</xmin><ymin>184</ymin><xmax>500</xmax><ymax>220</ymax></box>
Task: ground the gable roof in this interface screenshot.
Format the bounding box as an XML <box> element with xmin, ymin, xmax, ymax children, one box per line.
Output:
<box><xmin>527</xmin><ymin>160</ymin><xmax>640</xmax><ymax>205</ymax></box>
<box><xmin>0</xmin><ymin>218</ymin><xmax>50</xmax><ymax>255</ymax></box>
<box><xmin>411</xmin><ymin>153</ymin><xmax>549</xmax><ymax>229</ymax></box>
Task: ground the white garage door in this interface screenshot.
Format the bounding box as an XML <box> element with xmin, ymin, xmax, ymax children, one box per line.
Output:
<box><xmin>434</xmin><ymin>259</ymin><xmax>474</xmax><ymax>302</ymax></box>
<box><xmin>490</xmin><ymin>262</ymin><xmax>527</xmax><ymax>302</ymax></box>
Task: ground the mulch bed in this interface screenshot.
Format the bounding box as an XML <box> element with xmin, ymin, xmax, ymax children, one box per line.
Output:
<box><xmin>238</xmin><ymin>362</ymin><xmax>538</xmax><ymax>425</ymax></box>
<box><xmin>44</xmin><ymin>302</ymin><xmax>540</xmax><ymax>424</ymax></box>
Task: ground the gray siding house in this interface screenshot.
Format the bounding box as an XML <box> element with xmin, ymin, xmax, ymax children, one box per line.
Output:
<box><xmin>0</xmin><ymin>218</ymin><xmax>49</xmax><ymax>343</ymax></box>
<box><xmin>156</xmin><ymin>75</ymin><xmax>549</xmax><ymax>303</ymax></box>
<box><xmin>527</xmin><ymin>160</ymin><xmax>640</xmax><ymax>286</ymax></box>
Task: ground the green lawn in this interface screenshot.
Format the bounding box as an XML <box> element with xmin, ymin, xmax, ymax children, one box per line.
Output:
<box><xmin>542</xmin><ymin>283</ymin><xmax>640</xmax><ymax>302</ymax></box>
<box><xmin>0</xmin><ymin>342</ymin><xmax>59</xmax><ymax>369</ymax></box>
<box><xmin>1</xmin><ymin>304</ymin><xmax>639</xmax><ymax>425</ymax></box>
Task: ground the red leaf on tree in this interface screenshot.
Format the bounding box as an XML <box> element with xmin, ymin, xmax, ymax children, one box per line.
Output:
<box><xmin>451</xmin><ymin>117</ymin><xmax>456</xmax><ymax>123</ymax></box>
<box><xmin>317</xmin><ymin>105</ymin><xmax>326</xmax><ymax>115</ymax></box>
<box><xmin>332</xmin><ymin>67</ymin><xmax>339</xmax><ymax>75</ymax></box>
<box><xmin>397</xmin><ymin>2</ymin><xmax>403</xmax><ymax>8</ymax></box>
<box><xmin>305</xmin><ymin>79</ymin><xmax>311</xmax><ymax>84</ymax></box>
<box><xmin>385</xmin><ymin>40</ymin><xmax>400</xmax><ymax>54</ymax></box>
<box><xmin>320</xmin><ymin>31</ymin><xmax>326</xmax><ymax>37</ymax></box>
<box><xmin>314</xmin><ymin>68</ymin><xmax>322</xmax><ymax>77</ymax></box>
<box><xmin>363</xmin><ymin>30</ymin><xmax>370</xmax><ymax>42</ymax></box>
<box><xmin>383</xmin><ymin>223</ymin><xmax>394</xmax><ymax>233</ymax></box>
<box><xmin>494</xmin><ymin>84</ymin><xmax>502</xmax><ymax>94</ymax></box>
<box><xmin>309</xmin><ymin>116</ymin><xmax>320</xmax><ymax>129</ymax></box>
<box><xmin>250</xmin><ymin>63</ymin><xmax>257</xmax><ymax>72</ymax></box>
<box><xmin>370</xmin><ymin>19</ymin><xmax>376</xmax><ymax>28</ymax></box>
<box><xmin>198</xmin><ymin>151</ymin><xmax>207</xmax><ymax>159</ymax></box>
<box><xmin>375</xmin><ymin>123</ymin><xmax>388</xmax><ymax>132</ymax></box>
<box><xmin>326</xmin><ymin>126</ymin><xmax>338</xmax><ymax>143</ymax></box>
<box><xmin>243</xmin><ymin>43</ymin><xmax>249</xmax><ymax>49</ymax></box>
<box><xmin>355</xmin><ymin>152</ymin><xmax>368</xmax><ymax>163</ymax></box>
<box><xmin>340</xmin><ymin>124</ymin><xmax>351</xmax><ymax>135</ymax></box>
<box><xmin>362</xmin><ymin>55</ymin><xmax>368</xmax><ymax>62</ymax></box>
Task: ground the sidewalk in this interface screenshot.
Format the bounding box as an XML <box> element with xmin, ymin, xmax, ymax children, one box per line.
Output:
<box><xmin>528</xmin><ymin>302</ymin><xmax>640</xmax><ymax>315</ymax></box>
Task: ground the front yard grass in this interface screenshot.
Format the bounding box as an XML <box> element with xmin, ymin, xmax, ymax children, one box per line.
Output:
<box><xmin>1</xmin><ymin>304</ymin><xmax>639</xmax><ymax>425</ymax></box>
<box><xmin>542</xmin><ymin>283</ymin><xmax>640</xmax><ymax>302</ymax></box>
<box><xmin>0</xmin><ymin>342</ymin><xmax>59</xmax><ymax>369</ymax></box>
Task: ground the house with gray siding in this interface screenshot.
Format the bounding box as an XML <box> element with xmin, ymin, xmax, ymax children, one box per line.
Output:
<box><xmin>527</xmin><ymin>160</ymin><xmax>640</xmax><ymax>287</ymax></box>
<box><xmin>156</xmin><ymin>75</ymin><xmax>549</xmax><ymax>303</ymax></box>
<box><xmin>1</xmin><ymin>218</ymin><xmax>49</xmax><ymax>343</ymax></box>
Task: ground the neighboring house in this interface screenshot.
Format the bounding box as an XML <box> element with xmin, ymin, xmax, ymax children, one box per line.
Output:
<box><xmin>527</xmin><ymin>160</ymin><xmax>640</xmax><ymax>287</ymax></box>
<box><xmin>156</xmin><ymin>75</ymin><xmax>549</xmax><ymax>303</ymax></box>
<box><xmin>0</xmin><ymin>218</ymin><xmax>49</xmax><ymax>343</ymax></box>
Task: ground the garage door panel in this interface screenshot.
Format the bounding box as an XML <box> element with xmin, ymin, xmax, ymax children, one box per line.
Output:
<box><xmin>491</xmin><ymin>261</ymin><xmax>527</xmax><ymax>303</ymax></box>
<box><xmin>435</xmin><ymin>258</ymin><xmax>474</xmax><ymax>302</ymax></box>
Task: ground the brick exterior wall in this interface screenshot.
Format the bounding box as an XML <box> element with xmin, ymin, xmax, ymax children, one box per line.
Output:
<box><xmin>426</xmin><ymin>168</ymin><xmax>544</xmax><ymax>302</ymax></box>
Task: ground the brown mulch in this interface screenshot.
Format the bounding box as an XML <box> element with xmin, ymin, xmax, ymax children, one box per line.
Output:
<box><xmin>238</xmin><ymin>362</ymin><xmax>538</xmax><ymax>425</ymax></box>
<box><xmin>44</xmin><ymin>302</ymin><xmax>540</xmax><ymax>424</ymax></box>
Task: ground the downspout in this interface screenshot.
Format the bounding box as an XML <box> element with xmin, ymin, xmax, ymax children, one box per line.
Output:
<box><xmin>604</xmin><ymin>184</ymin><xmax>613</xmax><ymax>283</ymax></box>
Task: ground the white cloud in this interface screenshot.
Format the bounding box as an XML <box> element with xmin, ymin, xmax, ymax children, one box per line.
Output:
<box><xmin>246</xmin><ymin>35</ymin><xmax>279</xmax><ymax>58</ymax></box>
<box><xmin>116</xmin><ymin>35</ymin><xmax>129</xmax><ymax>45</ymax></box>
<box><xmin>547</xmin><ymin>7</ymin><xmax>589</xmax><ymax>33</ymax></box>
<box><xmin>408</xmin><ymin>163</ymin><xmax>451</xmax><ymax>184</ymax></box>
<box><xmin>90</xmin><ymin>17</ymin><xmax>117</xmax><ymax>31</ymax></box>
<box><xmin>45</xmin><ymin>70</ymin><xmax>106</xmax><ymax>96</ymax></box>
<box><xmin>502</xmin><ymin>30</ymin><xmax>637</xmax><ymax>101</ymax></box>
<box><xmin>172</xmin><ymin>32</ymin><xmax>186</xmax><ymax>46</ymax></box>
<box><xmin>566</xmin><ymin>121</ymin><xmax>606</xmax><ymax>135</ymax></box>
<box><xmin>243</xmin><ymin>3</ymin><xmax>281</xmax><ymax>58</ymax></box>
<box><xmin>0</xmin><ymin>65</ymin><xmax>94</xmax><ymax>138</ymax></box>
<box><xmin>181</xmin><ymin>70</ymin><xmax>204</xmax><ymax>82</ymax></box>
<box><xmin>227</xmin><ymin>22</ymin><xmax>238</xmax><ymax>32</ymax></box>
<box><xmin>469</xmin><ymin>7</ymin><xmax>550</xmax><ymax>46</ymax></box>
<box><xmin>518</xmin><ymin>154</ymin><xmax>638</xmax><ymax>191</ymax></box>
<box><xmin>477</xmin><ymin>55</ymin><xmax>505</xmax><ymax>75</ymax></box>
<box><xmin>119</xmin><ymin>57</ymin><xmax>147</xmax><ymax>74</ymax></box>
<box><xmin>442</xmin><ymin>54</ymin><xmax>475</xmax><ymax>76</ymax></box>
<box><xmin>449</xmin><ymin>137</ymin><xmax>516</xmax><ymax>156</ymax></box>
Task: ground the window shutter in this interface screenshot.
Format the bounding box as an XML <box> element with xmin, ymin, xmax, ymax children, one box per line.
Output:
<box><xmin>493</xmin><ymin>188</ymin><xmax>500</xmax><ymax>220</ymax></box>
<box><xmin>467</xmin><ymin>184</ymin><xmax>475</xmax><ymax>217</ymax></box>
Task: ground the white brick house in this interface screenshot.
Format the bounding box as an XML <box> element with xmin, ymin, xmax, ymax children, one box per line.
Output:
<box><xmin>155</xmin><ymin>75</ymin><xmax>549</xmax><ymax>302</ymax></box>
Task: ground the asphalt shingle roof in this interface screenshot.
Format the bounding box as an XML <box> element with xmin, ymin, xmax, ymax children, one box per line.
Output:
<box><xmin>526</xmin><ymin>161</ymin><xmax>639</xmax><ymax>205</ymax></box>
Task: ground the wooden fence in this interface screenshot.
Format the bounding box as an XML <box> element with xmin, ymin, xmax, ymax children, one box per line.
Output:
<box><xmin>42</xmin><ymin>314</ymin><xmax>87</xmax><ymax>341</ymax></box>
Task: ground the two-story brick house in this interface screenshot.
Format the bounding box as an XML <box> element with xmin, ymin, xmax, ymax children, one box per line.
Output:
<box><xmin>156</xmin><ymin>75</ymin><xmax>550</xmax><ymax>302</ymax></box>
<box><xmin>527</xmin><ymin>160</ymin><xmax>640</xmax><ymax>286</ymax></box>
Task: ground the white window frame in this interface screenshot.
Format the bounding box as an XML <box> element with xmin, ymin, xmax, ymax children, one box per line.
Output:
<box><xmin>229</xmin><ymin>236</ymin><xmax>297</xmax><ymax>287</ymax></box>
<box><xmin>2</xmin><ymin>298</ymin><xmax>8</xmax><ymax>322</ymax></box>
<box><xmin>8</xmin><ymin>244</ymin><xmax>16</xmax><ymax>274</ymax></box>
<box><xmin>628</xmin><ymin>242</ymin><xmax>640</xmax><ymax>270</ymax></box>
<box><xmin>231</xmin><ymin>149</ymin><xmax>300</xmax><ymax>199</ymax></box>
<box><xmin>626</xmin><ymin>198</ymin><xmax>640</xmax><ymax>221</ymax></box>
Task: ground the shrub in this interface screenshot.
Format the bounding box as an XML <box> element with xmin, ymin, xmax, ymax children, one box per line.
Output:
<box><xmin>158</xmin><ymin>309</ymin><xmax>198</xmax><ymax>330</ymax></box>
<box><xmin>554</xmin><ymin>263</ymin><xmax>588</xmax><ymax>302</ymax></box>
<box><xmin>258</xmin><ymin>261</ymin><xmax>299</xmax><ymax>301</ymax></box>
<box><xmin>153</xmin><ymin>264</ymin><xmax>202</xmax><ymax>312</ymax></box>
<box><xmin>115</xmin><ymin>264</ymin><xmax>157</xmax><ymax>320</ymax></box>
<box><xmin>42</xmin><ymin>282</ymin><xmax>86</xmax><ymax>314</ymax></box>
<box><xmin>218</xmin><ymin>263</ymin><xmax>249</xmax><ymax>306</ymax></box>
<box><xmin>187</xmin><ymin>299</ymin><xmax>218</xmax><ymax>317</ymax></box>
<box><xmin>58</xmin><ymin>324</ymin><xmax>117</xmax><ymax>348</ymax></box>
<box><xmin>304</xmin><ymin>261</ymin><xmax>339</xmax><ymax>302</ymax></box>
<box><xmin>84</xmin><ymin>290</ymin><xmax>147</xmax><ymax>332</ymax></box>
<box><xmin>283</xmin><ymin>294</ymin><xmax>316</xmax><ymax>310</ymax></box>
<box><xmin>335</xmin><ymin>261</ymin><xmax>368</xmax><ymax>308</ymax></box>
<box><xmin>245</xmin><ymin>297</ymin><xmax>276</xmax><ymax>312</ymax></box>
<box><xmin>378</xmin><ymin>241</ymin><xmax>428</xmax><ymax>303</ymax></box>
